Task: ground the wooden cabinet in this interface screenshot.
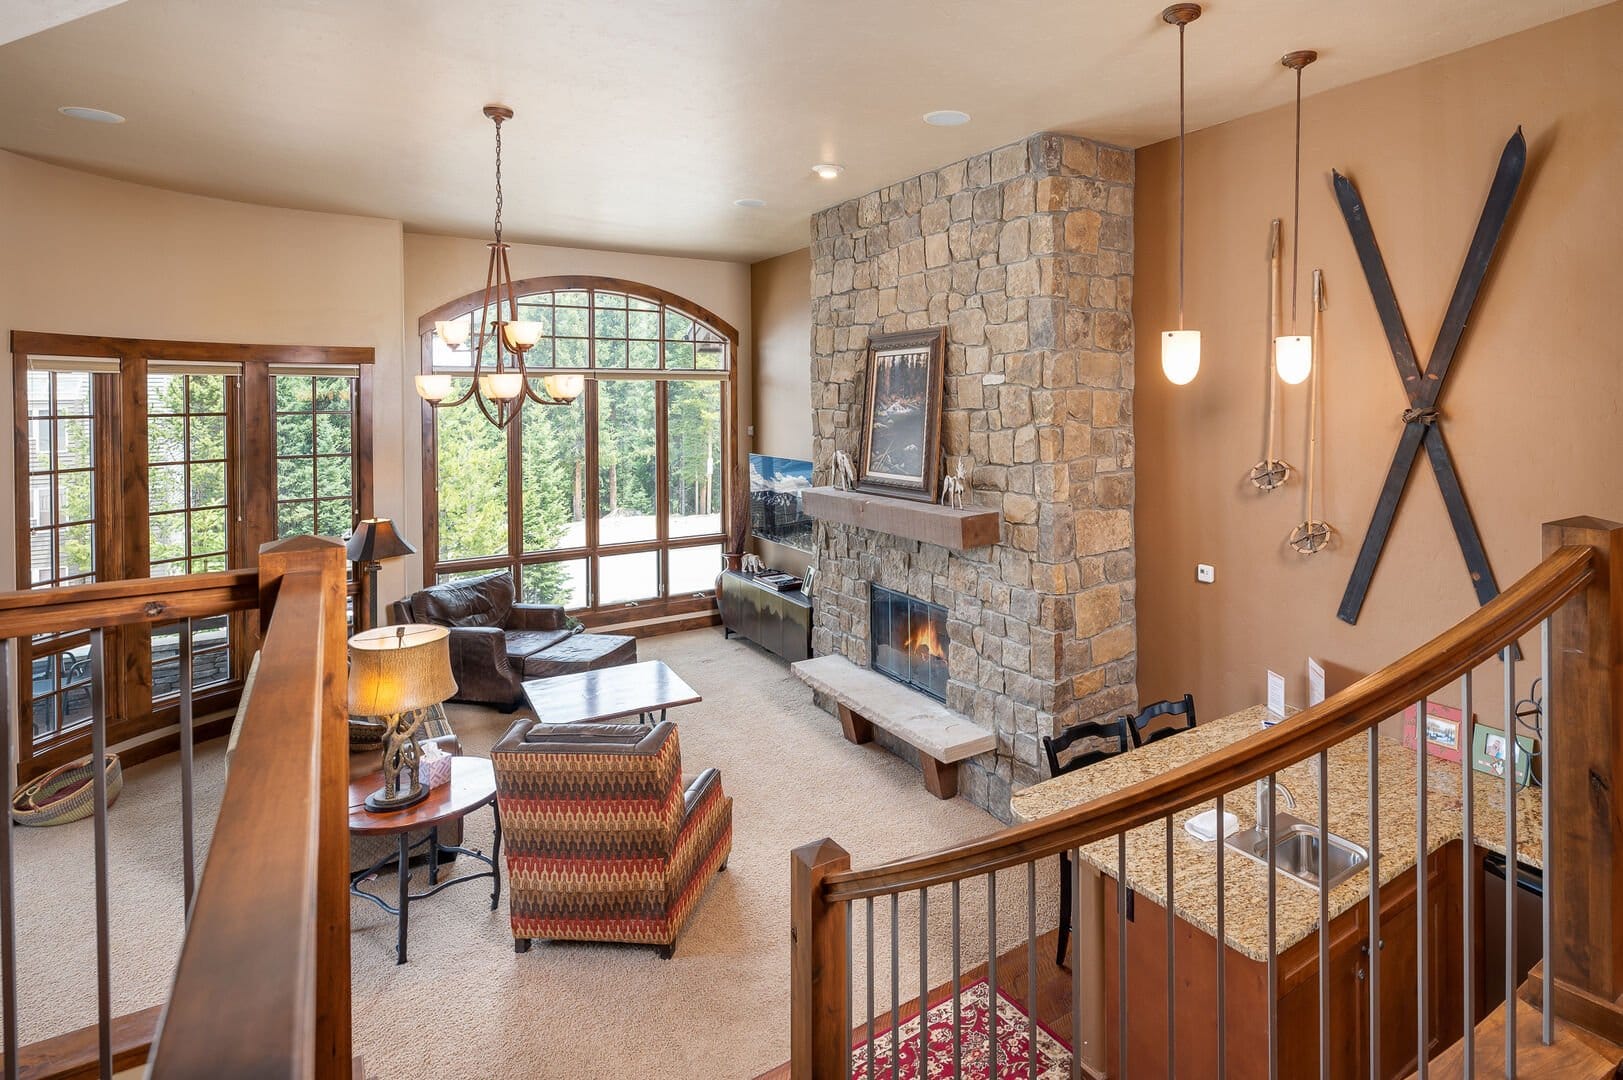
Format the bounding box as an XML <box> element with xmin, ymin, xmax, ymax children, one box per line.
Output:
<box><xmin>1101</xmin><ymin>842</ymin><xmax>1463</xmax><ymax>1079</ymax></box>
<box><xmin>716</xmin><ymin>570</ymin><xmax>812</xmax><ymax>662</ymax></box>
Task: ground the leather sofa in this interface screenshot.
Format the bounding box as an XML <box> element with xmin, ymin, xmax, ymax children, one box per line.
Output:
<box><xmin>491</xmin><ymin>719</ymin><xmax>732</xmax><ymax>958</ymax></box>
<box><xmin>388</xmin><ymin>571</ymin><xmax>575</xmax><ymax>709</ymax></box>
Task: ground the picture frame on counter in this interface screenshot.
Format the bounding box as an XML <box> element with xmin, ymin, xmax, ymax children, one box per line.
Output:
<box><xmin>1401</xmin><ymin>701</ymin><xmax>1465</xmax><ymax>763</ymax></box>
<box><xmin>1471</xmin><ymin>722</ymin><xmax>1535</xmax><ymax>787</ymax></box>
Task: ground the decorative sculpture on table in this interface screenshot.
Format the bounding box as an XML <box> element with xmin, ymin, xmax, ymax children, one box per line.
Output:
<box><xmin>940</xmin><ymin>457</ymin><xmax>968</xmax><ymax>509</ymax></box>
<box><xmin>348</xmin><ymin>624</ymin><xmax>458</xmax><ymax>812</ymax></box>
<box><xmin>740</xmin><ymin>553</ymin><xmax>766</xmax><ymax>574</ymax></box>
<box><xmin>1289</xmin><ymin>269</ymin><xmax>1334</xmax><ymax>555</ymax></box>
<box><xmin>831</xmin><ymin>450</ymin><xmax>857</xmax><ymax>491</ymax></box>
<box><xmin>1249</xmin><ymin>219</ymin><xmax>1292</xmax><ymax>492</ymax></box>
<box><xmin>1332</xmin><ymin>128</ymin><xmax>1526</xmax><ymax>625</ymax></box>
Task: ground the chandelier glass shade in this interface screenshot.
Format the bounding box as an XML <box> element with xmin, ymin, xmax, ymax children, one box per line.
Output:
<box><xmin>416</xmin><ymin>105</ymin><xmax>583</xmax><ymax>428</ymax></box>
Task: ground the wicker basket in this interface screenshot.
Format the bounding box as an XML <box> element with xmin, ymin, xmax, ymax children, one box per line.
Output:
<box><xmin>12</xmin><ymin>753</ymin><xmax>123</xmax><ymax>827</ymax></box>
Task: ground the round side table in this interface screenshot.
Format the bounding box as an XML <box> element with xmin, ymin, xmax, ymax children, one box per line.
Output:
<box><xmin>348</xmin><ymin>756</ymin><xmax>501</xmax><ymax>964</ymax></box>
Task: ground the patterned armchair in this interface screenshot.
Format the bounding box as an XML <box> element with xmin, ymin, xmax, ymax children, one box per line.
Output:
<box><xmin>491</xmin><ymin>719</ymin><xmax>732</xmax><ymax>958</ymax></box>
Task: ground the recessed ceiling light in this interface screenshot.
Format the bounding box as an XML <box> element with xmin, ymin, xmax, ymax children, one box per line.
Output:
<box><xmin>923</xmin><ymin>110</ymin><xmax>971</xmax><ymax>127</ymax></box>
<box><xmin>811</xmin><ymin>163</ymin><xmax>844</xmax><ymax>180</ymax></box>
<box><xmin>58</xmin><ymin>106</ymin><xmax>125</xmax><ymax>124</ymax></box>
<box><xmin>734</xmin><ymin>198</ymin><xmax>765</xmax><ymax>208</ymax></box>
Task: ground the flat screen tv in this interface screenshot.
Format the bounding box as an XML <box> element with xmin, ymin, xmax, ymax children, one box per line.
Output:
<box><xmin>749</xmin><ymin>454</ymin><xmax>814</xmax><ymax>553</ymax></box>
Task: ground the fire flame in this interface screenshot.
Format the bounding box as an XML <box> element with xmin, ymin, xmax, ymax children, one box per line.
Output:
<box><xmin>905</xmin><ymin>618</ymin><xmax>945</xmax><ymax>661</ymax></box>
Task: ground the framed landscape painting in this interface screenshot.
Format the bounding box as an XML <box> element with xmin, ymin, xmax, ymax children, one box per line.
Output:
<box><xmin>856</xmin><ymin>327</ymin><xmax>946</xmax><ymax>502</ymax></box>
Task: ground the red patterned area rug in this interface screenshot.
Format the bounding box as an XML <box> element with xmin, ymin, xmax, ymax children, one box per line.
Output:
<box><xmin>850</xmin><ymin>977</ymin><xmax>1072</xmax><ymax>1080</ymax></box>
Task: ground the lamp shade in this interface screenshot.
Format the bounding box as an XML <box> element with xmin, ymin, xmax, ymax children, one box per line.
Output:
<box><xmin>1275</xmin><ymin>334</ymin><xmax>1313</xmax><ymax>385</ymax></box>
<box><xmin>345</xmin><ymin>518</ymin><xmax>417</xmax><ymax>563</ymax></box>
<box><xmin>542</xmin><ymin>372</ymin><xmax>586</xmax><ymax>404</ymax></box>
<box><xmin>347</xmin><ymin>624</ymin><xmax>457</xmax><ymax>717</ymax></box>
<box><xmin>435</xmin><ymin>319</ymin><xmax>470</xmax><ymax>350</ymax></box>
<box><xmin>415</xmin><ymin>373</ymin><xmax>453</xmax><ymax>402</ymax></box>
<box><xmin>1161</xmin><ymin>330</ymin><xmax>1201</xmax><ymax>385</ymax></box>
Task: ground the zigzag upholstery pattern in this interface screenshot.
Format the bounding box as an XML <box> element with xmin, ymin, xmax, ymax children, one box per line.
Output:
<box><xmin>492</xmin><ymin>719</ymin><xmax>732</xmax><ymax>952</ymax></box>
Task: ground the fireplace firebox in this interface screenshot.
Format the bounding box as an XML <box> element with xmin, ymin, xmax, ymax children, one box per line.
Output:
<box><xmin>870</xmin><ymin>586</ymin><xmax>949</xmax><ymax>701</ymax></box>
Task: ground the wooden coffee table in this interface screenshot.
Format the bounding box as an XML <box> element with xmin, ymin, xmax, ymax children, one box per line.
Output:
<box><xmin>348</xmin><ymin>756</ymin><xmax>501</xmax><ymax>965</ymax></box>
<box><xmin>521</xmin><ymin>659</ymin><xmax>701</xmax><ymax>726</ymax></box>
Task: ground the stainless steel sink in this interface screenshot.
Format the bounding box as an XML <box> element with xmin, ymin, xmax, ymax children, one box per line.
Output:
<box><xmin>1224</xmin><ymin>813</ymin><xmax>1369</xmax><ymax>892</ymax></box>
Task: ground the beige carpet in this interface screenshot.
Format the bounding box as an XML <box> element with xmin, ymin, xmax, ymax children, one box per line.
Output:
<box><xmin>13</xmin><ymin>629</ymin><xmax>1057</xmax><ymax>1079</ymax></box>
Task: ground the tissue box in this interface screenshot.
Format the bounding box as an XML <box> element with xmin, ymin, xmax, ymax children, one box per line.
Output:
<box><xmin>418</xmin><ymin>746</ymin><xmax>452</xmax><ymax>789</ymax></box>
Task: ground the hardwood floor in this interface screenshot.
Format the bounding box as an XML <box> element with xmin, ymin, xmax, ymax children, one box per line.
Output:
<box><xmin>755</xmin><ymin>928</ymin><xmax>1081</xmax><ymax>1079</ymax></box>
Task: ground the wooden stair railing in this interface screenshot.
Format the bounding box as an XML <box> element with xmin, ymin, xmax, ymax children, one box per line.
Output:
<box><xmin>789</xmin><ymin>516</ymin><xmax>1623</xmax><ymax>1080</ymax></box>
<box><xmin>0</xmin><ymin>536</ymin><xmax>351</xmax><ymax>1080</ymax></box>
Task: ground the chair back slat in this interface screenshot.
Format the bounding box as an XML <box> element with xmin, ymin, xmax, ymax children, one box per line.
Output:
<box><xmin>1125</xmin><ymin>693</ymin><xmax>1197</xmax><ymax>748</ymax></box>
<box><xmin>1042</xmin><ymin>716</ymin><xmax>1132</xmax><ymax>778</ymax></box>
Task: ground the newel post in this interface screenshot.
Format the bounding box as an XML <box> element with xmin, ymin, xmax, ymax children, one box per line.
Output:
<box><xmin>259</xmin><ymin>536</ymin><xmax>352</xmax><ymax>1078</ymax></box>
<box><xmin>1542</xmin><ymin>516</ymin><xmax>1623</xmax><ymax>1039</ymax></box>
<box><xmin>790</xmin><ymin>837</ymin><xmax>851</xmax><ymax>1080</ymax></box>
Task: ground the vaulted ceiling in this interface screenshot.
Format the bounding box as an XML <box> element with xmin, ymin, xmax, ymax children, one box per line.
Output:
<box><xmin>0</xmin><ymin>0</ymin><xmax>1605</xmax><ymax>261</ymax></box>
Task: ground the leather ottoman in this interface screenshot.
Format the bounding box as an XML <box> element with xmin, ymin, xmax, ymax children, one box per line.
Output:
<box><xmin>521</xmin><ymin>632</ymin><xmax>637</xmax><ymax>680</ymax></box>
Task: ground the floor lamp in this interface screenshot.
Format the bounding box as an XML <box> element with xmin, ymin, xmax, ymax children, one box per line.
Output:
<box><xmin>346</xmin><ymin>518</ymin><xmax>417</xmax><ymax>630</ymax></box>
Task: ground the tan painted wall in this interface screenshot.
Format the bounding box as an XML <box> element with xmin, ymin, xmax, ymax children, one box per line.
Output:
<box><xmin>747</xmin><ymin>246</ymin><xmax>813</xmax><ymax>574</ymax></box>
<box><xmin>0</xmin><ymin>148</ymin><xmax>409</xmax><ymax>595</ymax></box>
<box><xmin>399</xmin><ymin>232</ymin><xmax>752</xmax><ymax>586</ymax></box>
<box><xmin>1133</xmin><ymin>2</ymin><xmax>1623</xmax><ymax>726</ymax></box>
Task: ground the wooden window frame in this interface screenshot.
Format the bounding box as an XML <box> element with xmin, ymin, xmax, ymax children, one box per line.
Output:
<box><xmin>417</xmin><ymin>276</ymin><xmax>745</xmax><ymax>625</ymax></box>
<box><xmin>8</xmin><ymin>331</ymin><xmax>375</xmax><ymax>780</ymax></box>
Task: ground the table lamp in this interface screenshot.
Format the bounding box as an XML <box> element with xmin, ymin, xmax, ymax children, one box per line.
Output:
<box><xmin>348</xmin><ymin>624</ymin><xmax>457</xmax><ymax>812</ymax></box>
<box><xmin>345</xmin><ymin>518</ymin><xmax>417</xmax><ymax>630</ymax></box>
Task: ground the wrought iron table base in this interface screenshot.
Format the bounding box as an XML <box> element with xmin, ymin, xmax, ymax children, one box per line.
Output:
<box><xmin>349</xmin><ymin>804</ymin><xmax>502</xmax><ymax>964</ymax></box>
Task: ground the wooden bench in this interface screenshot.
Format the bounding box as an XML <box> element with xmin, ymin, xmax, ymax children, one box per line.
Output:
<box><xmin>791</xmin><ymin>655</ymin><xmax>994</xmax><ymax>799</ymax></box>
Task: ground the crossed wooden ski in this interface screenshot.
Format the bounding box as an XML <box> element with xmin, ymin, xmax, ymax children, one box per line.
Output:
<box><xmin>1334</xmin><ymin>128</ymin><xmax>1527</xmax><ymax>627</ymax></box>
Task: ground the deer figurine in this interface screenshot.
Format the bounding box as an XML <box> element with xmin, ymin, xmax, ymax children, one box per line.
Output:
<box><xmin>831</xmin><ymin>450</ymin><xmax>857</xmax><ymax>491</ymax></box>
<box><xmin>940</xmin><ymin>457</ymin><xmax>968</xmax><ymax>509</ymax></box>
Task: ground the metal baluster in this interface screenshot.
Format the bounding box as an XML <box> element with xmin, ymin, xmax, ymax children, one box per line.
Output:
<box><xmin>891</xmin><ymin>892</ymin><xmax>900</xmax><ymax>1080</ymax></box>
<box><xmin>919</xmin><ymin>888</ymin><xmax>929</xmax><ymax>1075</ymax></box>
<box><xmin>1071</xmin><ymin>849</ymin><xmax>1083</xmax><ymax>1080</ymax></box>
<box><xmin>845</xmin><ymin>898</ymin><xmax>854</xmax><ymax>1080</ymax></box>
<box><xmin>867</xmin><ymin>898</ymin><xmax>876</xmax><ymax>1080</ymax></box>
<box><xmin>1461</xmin><ymin>672</ymin><xmax>1475</xmax><ymax>1074</ymax></box>
<box><xmin>1166</xmin><ymin>815</ymin><xmax>1177</xmax><ymax>1077</ymax></box>
<box><xmin>1369</xmin><ymin>727</ymin><xmax>1382</xmax><ymax>1078</ymax></box>
<box><xmin>1118</xmin><ymin>834</ymin><xmax>1128</xmax><ymax>1080</ymax></box>
<box><xmin>1318</xmin><ymin>752</ymin><xmax>1330</xmax><ymax>1080</ymax></box>
<box><xmin>1416</xmin><ymin>697</ymin><xmax>1430</xmax><ymax>1079</ymax></box>
<box><xmin>1541</xmin><ymin>618</ymin><xmax>1554</xmax><ymax>1046</ymax></box>
<box><xmin>952</xmin><ymin>880</ymin><xmax>962</xmax><ymax>1080</ymax></box>
<box><xmin>1504</xmin><ymin>648</ymin><xmax>1517</xmax><ymax>1076</ymax></box>
<box><xmin>179</xmin><ymin>619</ymin><xmax>195</xmax><ymax>911</ymax></box>
<box><xmin>1028</xmin><ymin>861</ymin><xmax>1038</xmax><ymax>1080</ymax></box>
<box><xmin>988</xmin><ymin>872</ymin><xmax>999</xmax><ymax>1078</ymax></box>
<box><xmin>90</xmin><ymin>628</ymin><xmax>112</xmax><ymax>1080</ymax></box>
<box><xmin>1216</xmin><ymin>792</ymin><xmax>1226</xmax><ymax>1078</ymax></box>
<box><xmin>0</xmin><ymin>639</ymin><xmax>17</xmax><ymax>1080</ymax></box>
<box><xmin>1267</xmin><ymin>774</ymin><xmax>1279</xmax><ymax>1080</ymax></box>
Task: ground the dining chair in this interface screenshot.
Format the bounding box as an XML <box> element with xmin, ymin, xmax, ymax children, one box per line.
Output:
<box><xmin>1042</xmin><ymin>715</ymin><xmax>1134</xmax><ymax>967</ymax></box>
<box><xmin>1124</xmin><ymin>693</ymin><xmax>1198</xmax><ymax>748</ymax></box>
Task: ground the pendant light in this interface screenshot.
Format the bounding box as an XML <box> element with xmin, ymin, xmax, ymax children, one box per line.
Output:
<box><xmin>1160</xmin><ymin>4</ymin><xmax>1202</xmax><ymax>386</ymax></box>
<box><xmin>416</xmin><ymin>105</ymin><xmax>585</xmax><ymax>428</ymax></box>
<box><xmin>1274</xmin><ymin>50</ymin><xmax>1317</xmax><ymax>386</ymax></box>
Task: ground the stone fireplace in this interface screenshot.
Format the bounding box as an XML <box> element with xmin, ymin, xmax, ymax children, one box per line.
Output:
<box><xmin>806</xmin><ymin>132</ymin><xmax>1139</xmax><ymax>819</ymax></box>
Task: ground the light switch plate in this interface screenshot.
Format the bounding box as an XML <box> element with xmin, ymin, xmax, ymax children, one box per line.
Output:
<box><xmin>1196</xmin><ymin>563</ymin><xmax>1215</xmax><ymax>584</ymax></box>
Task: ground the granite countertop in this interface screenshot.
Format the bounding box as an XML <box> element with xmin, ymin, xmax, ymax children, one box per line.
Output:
<box><xmin>1009</xmin><ymin>705</ymin><xmax>1543</xmax><ymax>962</ymax></box>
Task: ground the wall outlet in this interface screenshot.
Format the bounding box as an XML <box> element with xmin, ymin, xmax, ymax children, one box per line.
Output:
<box><xmin>1196</xmin><ymin>563</ymin><xmax>1216</xmax><ymax>584</ymax></box>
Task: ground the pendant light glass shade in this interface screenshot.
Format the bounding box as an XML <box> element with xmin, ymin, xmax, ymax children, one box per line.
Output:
<box><xmin>414</xmin><ymin>374</ymin><xmax>453</xmax><ymax>402</ymax></box>
<box><xmin>479</xmin><ymin>372</ymin><xmax>524</xmax><ymax>401</ymax></box>
<box><xmin>1161</xmin><ymin>330</ymin><xmax>1202</xmax><ymax>385</ymax></box>
<box><xmin>1275</xmin><ymin>334</ymin><xmax>1312</xmax><ymax>385</ymax></box>
<box><xmin>541</xmin><ymin>372</ymin><xmax>586</xmax><ymax>404</ymax></box>
<box><xmin>434</xmin><ymin>319</ymin><xmax>470</xmax><ymax>350</ymax></box>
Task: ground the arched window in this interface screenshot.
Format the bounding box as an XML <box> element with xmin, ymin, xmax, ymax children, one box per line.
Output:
<box><xmin>417</xmin><ymin>276</ymin><xmax>740</xmax><ymax>622</ymax></box>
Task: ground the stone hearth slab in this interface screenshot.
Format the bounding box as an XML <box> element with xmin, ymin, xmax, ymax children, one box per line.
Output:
<box><xmin>791</xmin><ymin>654</ymin><xmax>994</xmax><ymax>763</ymax></box>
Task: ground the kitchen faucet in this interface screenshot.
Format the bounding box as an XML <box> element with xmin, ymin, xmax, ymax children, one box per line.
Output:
<box><xmin>1256</xmin><ymin>779</ymin><xmax>1298</xmax><ymax>838</ymax></box>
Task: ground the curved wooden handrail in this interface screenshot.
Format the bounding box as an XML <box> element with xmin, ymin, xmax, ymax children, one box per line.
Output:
<box><xmin>821</xmin><ymin>544</ymin><xmax>1596</xmax><ymax>904</ymax></box>
<box><xmin>0</xmin><ymin>570</ymin><xmax>258</xmax><ymax>640</ymax></box>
